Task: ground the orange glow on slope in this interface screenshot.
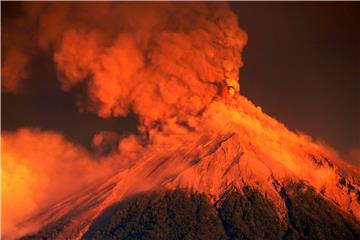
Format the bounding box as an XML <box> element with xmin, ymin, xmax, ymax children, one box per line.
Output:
<box><xmin>21</xmin><ymin>96</ymin><xmax>358</xmax><ymax>239</ymax></box>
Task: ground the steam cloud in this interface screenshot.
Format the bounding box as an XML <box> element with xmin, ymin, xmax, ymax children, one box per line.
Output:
<box><xmin>1</xmin><ymin>2</ymin><xmax>247</xmax><ymax>238</ymax></box>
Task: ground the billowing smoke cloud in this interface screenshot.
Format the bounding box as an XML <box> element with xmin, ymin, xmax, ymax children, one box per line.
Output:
<box><xmin>3</xmin><ymin>2</ymin><xmax>247</xmax><ymax>125</ymax></box>
<box><xmin>1</xmin><ymin>2</ymin><xmax>247</xmax><ymax>238</ymax></box>
<box><xmin>1</xmin><ymin>128</ymin><xmax>110</xmax><ymax>238</ymax></box>
<box><xmin>1</xmin><ymin>2</ymin><xmax>39</xmax><ymax>92</ymax></box>
<box><xmin>1</xmin><ymin>128</ymin><xmax>146</xmax><ymax>239</ymax></box>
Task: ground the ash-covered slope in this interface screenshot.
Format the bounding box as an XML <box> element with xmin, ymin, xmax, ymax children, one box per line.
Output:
<box><xmin>20</xmin><ymin>95</ymin><xmax>360</xmax><ymax>239</ymax></box>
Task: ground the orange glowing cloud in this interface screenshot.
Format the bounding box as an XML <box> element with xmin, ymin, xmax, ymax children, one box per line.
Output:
<box><xmin>53</xmin><ymin>2</ymin><xmax>247</xmax><ymax>126</ymax></box>
<box><xmin>1</xmin><ymin>128</ymin><xmax>113</xmax><ymax>239</ymax></box>
<box><xmin>2</xmin><ymin>2</ymin><xmax>247</xmax><ymax>125</ymax></box>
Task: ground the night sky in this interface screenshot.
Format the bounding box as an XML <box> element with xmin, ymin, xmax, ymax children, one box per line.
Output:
<box><xmin>2</xmin><ymin>2</ymin><xmax>359</xmax><ymax>156</ymax></box>
<box><xmin>231</xmin><ymin>2</ymin><xmax>359</xmax><ymax>155</ymax></box>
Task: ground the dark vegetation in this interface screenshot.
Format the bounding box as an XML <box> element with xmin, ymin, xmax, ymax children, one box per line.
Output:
<box><xmin>21</xmin><ymin>215</ymin><xmax>77</xmax><ymax>240</ymax></box>
<box><xmin>216</xmin><ymin>187</ymin><xmax>286</xmax><ymax>239</ymax></box>
<box><xmin>83</xmin><ymin>189</ymin><xmax>226</xmax><ymax>240</ymax></box>
<box><xmin>281</xmin><ymin>182</ymin><xmax>360</xmax><ymax>240</ymax></box>
<box><xmin>21</xmin><ymin>183</ymin><xmax>360</xmax><ymax>240</ymax></box>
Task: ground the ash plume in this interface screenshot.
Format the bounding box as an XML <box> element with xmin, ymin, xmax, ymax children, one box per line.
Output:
<box><xmin>1</xmin><ymin>2</ymin><xmax>247</xmax><ymax>238</ymax></box>
<box><xmin>2</xmin><ymin>2</ymin><xmax>247</xmax><ymax>125</ymax></box>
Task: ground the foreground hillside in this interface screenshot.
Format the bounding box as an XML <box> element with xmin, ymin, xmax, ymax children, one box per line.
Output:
<box><xmin>24</xmin><ymin>185</ymin><xmax>359</xmax><ymax>240</ymax></box>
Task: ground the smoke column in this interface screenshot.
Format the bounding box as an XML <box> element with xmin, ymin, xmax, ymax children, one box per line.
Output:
<box><xmin>1</xmin><ymin>2</ymin><xmax>247</xmax><ymax>238</ymax></box>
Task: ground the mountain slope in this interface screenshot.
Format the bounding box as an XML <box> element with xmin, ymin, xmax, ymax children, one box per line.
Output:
<box><xmin>20</xmin><ymin>95</ymin><xmax>360</xmax><ymax>239</ymax></box>
<box><xmin>23</xmin><ymin>186</ymin><xmax>360</xmax><ymax>240</ymax></box>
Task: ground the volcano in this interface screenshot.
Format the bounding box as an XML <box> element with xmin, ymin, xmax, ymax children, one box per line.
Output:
<box><xmin>19</xmin><ymin>96</ymin><xmax>360</xmax><ymax>239</ymax></box>
<box><xmin>2</xmin><ymin>2</ymin><xmax>359</xmax><ymax>240</ymax></box>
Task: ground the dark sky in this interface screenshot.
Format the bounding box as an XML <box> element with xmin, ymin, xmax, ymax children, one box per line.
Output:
<box><xmin>2</xmin><ymin>2</ymin><xmax>359</xmax><ymax>155</ymax></box>
<box><xmin>231</xmin><ymin>2</ymin><xmax>359</xmax><ymax>154</ymax></box>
